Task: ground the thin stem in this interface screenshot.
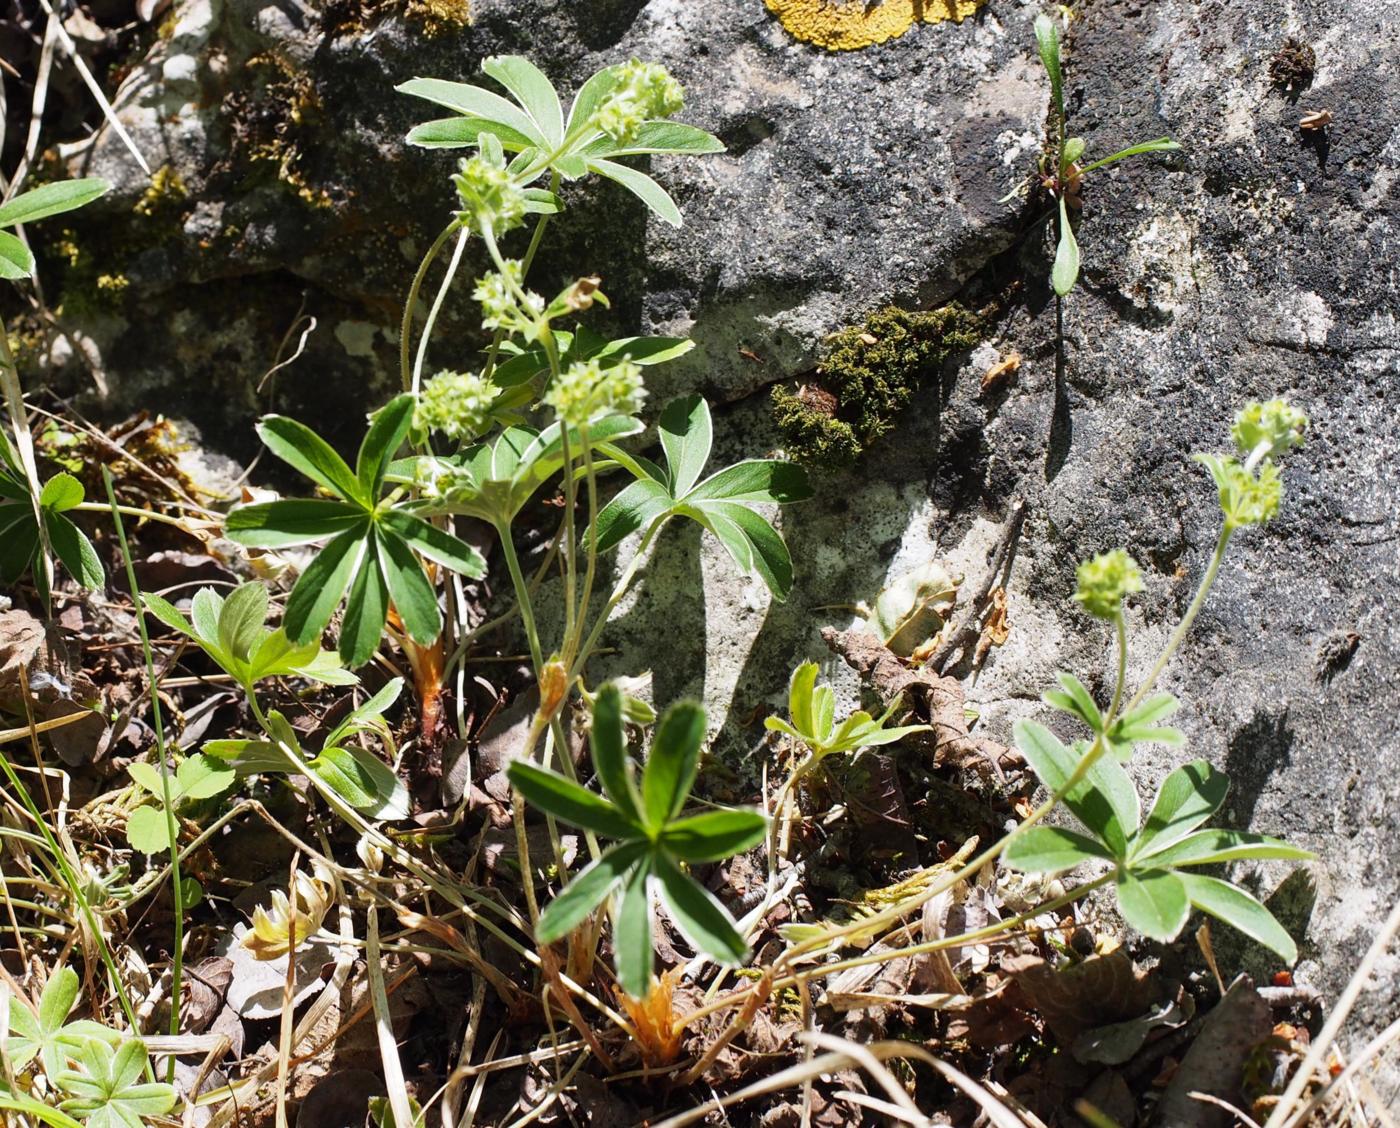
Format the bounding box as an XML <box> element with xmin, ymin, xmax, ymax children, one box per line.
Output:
<box><xmin>412</xmin><ymin>226</ymin><xmax>472</xmax><ymax>397</ymax></box>
<box><xmin>71</xmin><ymin>501</ymin><xmax>197</xmax><ymax>531</ymax></box>
<box><xmin>567</xmin><ymin>519</ymin><xmax>663</xmax><ymax>683</ymax></box>
<box><xmin>103</xmin><ymin>468</ymin><xmax>182</xmax><ymax>1074</ymax></box>
<box><xmin>496</xmin><ymin>521</ymin><xmax>546</xmax><ymax>677</ymax></box>
<box><xmin>1107</xmin><ymin>612</ymin><xmax>1128</xmax><ymax>721</ymax></box>
<box><xmin>1123</xmin><ymin>523</ymin><xmax>1233</xmax><ymax>716</ymax></box>
<box><xmin>399</xmin><ymin>221</ymin><xmax>460</xmax><ymax>393</ymax></box>
<box><xmin>0</xmin><ymin>326</ymin><xmax>51</xmax><ymax>596</ymax></box>
<box><xmin>569</xmin><ymin>427</ymin><xmax>602</xmax><ymax>666</ymax></box>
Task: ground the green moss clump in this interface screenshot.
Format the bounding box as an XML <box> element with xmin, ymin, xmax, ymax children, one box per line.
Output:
<box><xmin>771</xmin><ymin>304</ymin><xmax>982</xmax><ymax>467</ymax></box>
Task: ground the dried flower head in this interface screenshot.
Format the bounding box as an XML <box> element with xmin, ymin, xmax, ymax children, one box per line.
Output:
<box><xmin>241</xmin><ymin>869</ymin><xmax>332</xmax><ymax>960</ymax></box>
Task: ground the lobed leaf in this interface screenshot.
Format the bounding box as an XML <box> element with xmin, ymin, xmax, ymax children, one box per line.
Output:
<box><xmin>589</xmin><ymin>684</ymin><xmax>645</xmax><ymax>823</ymax></box>
<box><xmin>508</xmin><ymin>761</ymin><xmax>641</xmax><ymax>839</ymax></box>
<box><xmin>1115</xmin><ymin>867</ymin><xmax>1189</xmax><ymax>942</ymax></box>
<box><xmin>587</xmin><ymin>158</ymin><xmax>682</xmax><ymax>226</ymax></box>
<box><xmin>535</xmin><ymin>840</ymin><xmax>648</xmax><ymax>943</ymax></box>
<box><xmin>1178</xmin><ymin>873</ymin><xmax>1297</xmax><ymax>962</ymax></box>
<box><xmin>641</xmin><ymin>700</ymin><xmax>706</xmax><ymax>829</ymax></box>
<box><xmin>255</xmin><ymin>415</ymin><xmax>364</xmax><ymax>504</ymax></box>
<box><xmin>654</xmin><ymin>853</ymin><xmax>748</xmax><ymax>965</ymax></box>
<box><xmin>1004</xmin><ymin>825</ymin><xmax>1113</xmax><ymax>875</ymax></box>
<box><xmin>613</xmin><ymin>856</ymin><xmax>655</xmax><ymax>998</ymax></box>
<box><xmin>660</xmin><ymin>809</ymin><xmax>767</xmax><ymax>863</ymax></box>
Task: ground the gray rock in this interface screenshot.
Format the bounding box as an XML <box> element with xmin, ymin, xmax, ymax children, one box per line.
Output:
<box><xmin>49</xmin><ymin>0</ymin><xmax>1400</xmax><ymax>1049</ymax></box>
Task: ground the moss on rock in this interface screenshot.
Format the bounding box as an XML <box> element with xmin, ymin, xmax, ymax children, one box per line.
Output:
<box><xmin>772</xmin><ymin>304</ymin><xmax>982</xmax><ymax>467</ymax></box>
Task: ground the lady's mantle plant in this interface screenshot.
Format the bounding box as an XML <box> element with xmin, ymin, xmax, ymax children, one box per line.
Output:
<box><xmin>509</xmin><ymin>685</ymin><xmax>767</xmax><ymax>996</ymax></box>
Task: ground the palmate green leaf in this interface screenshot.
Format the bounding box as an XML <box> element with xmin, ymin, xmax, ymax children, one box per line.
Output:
<box><xmin>592</xmin><ymin>478</ymin><xmax>674</xmax><ymax>553</ymax></box>
<box><xmin>376</xmin><ymin>525</ymin><xmax>440</xmax><ymax>645</ymax></box>
<box><xmin>1177</xmin><ymin>873</ymin><xmax>1297</xmax><ymax>962</ymax></box>
<box><xmin>1012</xmin><ymin>723</ymin><xmax>1138</xmax><ymax>857</ymax></box>
<box><xmin>0</xmin><ymin>230</ymin><xmax>34</xmax><ymax>279</ymax></box>
<box><xmin>535</xmin><ymin>840</ymin><xmax>649</xmax><ymax>943</ymax></box>
<box><xmin>395</xmin><ymin>77</ymin><xmax>546</xmax><ymax>148</ymax></box>
<box><xmin>1129</xmin><ymin>759</ymin><xmax>1228</xmax><ymax>861</ymax></box>
<box><xmin>1115</xmin><ymin>867</ymin><xmax>1189</xmax><ymax>942</ymax></box>
<box><xmin>659</xmin><ymin>394</ymin><xmax>712</xmax><ymax>498</ymax></box>
<box><xmin>685</xmin><ymin>460</ymin><xmax>814</xmax><ymax>505</ymax></box>
<box><xmin>310</xmin><ymin>744</ymin><xmax>408</xmax><ymax>819</ymax></box>
<box><xmin>358</xmin><ymin>395</ymin><xmax>416</xmax><ymax>496</ymax></box>
<box><xmin>641</xmin><ymin>700</ymin><xmax>706</xmax><ymax>830</ymax></box>
<box><xmin>565</xmin><ymin>64</ymin><xmax>625</xmax><ymax>141</ymax></box>
<box><xmin>482</xmin><ymin>55</ymin><xmax>564</xmax><ymax>147</ymax></box>
<box><xmin>586</xmin><ymin>158</ymin><xmax>682</xmax><ymax>226</ymax></box>
<box><xmin>56</xmin><ymin>1038</ymin><xmax>175</xmax><ymax>1125</ymax></box>
<box><xmin>0</xmin><ymin>1092</ymin><xmax>85</xmax><ymax>1128</ymax></box>
<box><xmin>1052</xmin><ymin>196</ymin><xmax>1080</xmax><ymax>297</ymax></box>
<box><xmin>1137</xmin><ymin>828</ymin><xmax>1314</xmax><ymax>869</ymax></box>
<box><xmin>377</xmin><ymin>509</ymin><xmax>486</xmax><ymax>577</ymax></box>
<box><xmin>583</xmin><ymin>121</ymin><xmax>725</xmax><ymax>158</ymax></box>
<box><xmin>660</xmin><ymin>809</ymin><xmax>767</xmax><ymax>863</ymax></box>
<box><xmin>654</xmin><ymin>852</ymin><xmax>748</xmax><ymax>965</ymax></box>
<box><xmin>1110</xmin><ymin>691</ymin><xmax>1185</xmax><ymax>749</ymax></box>
<box><xmin>613</xmin><ymin>856</ymin><xmax>655</xmax><ymax>997</ymax></box>
<box><xmin>507</xmin><ymin>761</ymin><xmax>642</xmax><ymax>839</ymax></box>
<box><xmin>695</xmin><ymin>501</ymin><xmax>796</xmax><ymax>601</ymax></box>
<box><xmin>1004</xmin><ymin>825</ymin><xmax>1114</xmax><ymax>875</ymax></box>
<box><xmin>339</xmin><ymin>534</ymin><xmax>390</xmax><ymax>667</ymax></box>
<box><xmin>589</xmin><ymin>684</ymin><xmax>644</xmax><ymax>823</ymax></box>
<box><xmin>218</xmin><ymin>582</ymin><xmax>269</xmax><ymax>662</ymax></box>
<box><xmin>0</xmin><ymin>178</ymin><xmax>109</xmax><ymax>228</ymax></box>
<box><xmin>255</xmin><ymin>415</ymin><xmax>365</xmax><ymax>504</ymax></box>
<box><xmin>404</xmin><ymin>116</ymin><xmax>538</xmax><ymax>151</ymax></box>
<box><xmin>282</xmin><ymin>527</ymin><xmax>369</xmax><ymax>646</ymax></box>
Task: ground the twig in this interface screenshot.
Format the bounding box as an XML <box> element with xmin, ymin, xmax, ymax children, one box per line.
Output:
<box><xmin>928</xmin><ymin>497</ymin><xmax>1027</xmax><ymax>674</ymax></box>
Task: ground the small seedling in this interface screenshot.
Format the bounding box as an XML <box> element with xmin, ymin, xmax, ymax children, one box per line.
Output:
<box><xmin>125</xmin><ymin>754</ymin><xmax>234</xmax><ymax>855</ymax></box>
<box><xmin>766</xmin><ymin>660</ymin><xmax>929</xmax><ymax>768</ymax></box>
<box><xmin>508</xmin><ymin>684</ymin><xmax>767</xmax><ymax>997</ymax></box>
<box><xmin>1033</xmin><ymin>13</ymin><xmax>1180</xmax><ymax>296</ymax></box>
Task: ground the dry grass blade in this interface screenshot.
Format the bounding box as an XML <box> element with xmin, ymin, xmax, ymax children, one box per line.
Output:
<box><xmin>1265</xmin><ymin>899</ymin><xmax>1400</xmax><ymax>1128</ymax></box>
<box><xmin>368</xmin><ymin>907</ymin><xmax>417</xmax><ymax>1128</ymax></box>
<box><xmin>1283</xmin><ymin>1015</ymin><xmax>1400</xmax><ymax>1128</ymax></box>
<box><xmin>34</xmin><ymin>0</ymin><xmax>151</xmax><ymax>174</ymax></box>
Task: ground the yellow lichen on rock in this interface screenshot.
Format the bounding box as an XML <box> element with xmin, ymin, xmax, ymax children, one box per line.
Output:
<box><xmin>765</xmin><ymin>0</ymin><xmax>984</xmax><ymax>51</ymax></box>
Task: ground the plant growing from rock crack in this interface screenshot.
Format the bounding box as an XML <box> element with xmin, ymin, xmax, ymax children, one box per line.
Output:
<box><xmin>1033</xmin><ymin>13</ymin><xmax>1181</xmax><ymax>296</ymax></box>
<box><xmin>507</xmin><ymin>684</ymin><xmax>767</xmax><ymax>997</ymax></box>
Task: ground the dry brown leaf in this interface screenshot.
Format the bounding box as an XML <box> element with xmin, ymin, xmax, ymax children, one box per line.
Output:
<box><xmin>1003</xmin><ymin>949</ymin><xmax>1154</xmax><ymax>1043</ymax></box>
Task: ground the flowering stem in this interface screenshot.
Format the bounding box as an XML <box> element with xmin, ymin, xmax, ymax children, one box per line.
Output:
<box><xmin>1107</xmin><ymin>611</ymin><xmax>1128</xmax><ymax>720</ymax></box>
<box><xmin>399</xmin><ymin>220</ymin><xmax>459</xmax><ymax>393</ymax></box>
<box><xmin>566</xmin><ymin>518</ymin><xmax>664</xmax><ymax>683</ymax></box>
<box><xmin>496</xmin><ymin>518</ymin><xmax>546</xmax><ymax>679</ymax></box>
<box><xmin>411</xmin><ymin>226</ymin><xmax>471</xmax><ymax>398</ymax></box>
<box><xmin>1123</xmin><ymin>522</ymin><xmax>1233</xmax><ymax>716</ymax></box>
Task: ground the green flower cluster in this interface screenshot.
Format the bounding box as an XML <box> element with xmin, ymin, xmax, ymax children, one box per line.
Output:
<box><xmin>417</xmin><ymin>370</ymin><xmax>499</xmax><ymax>441</ymax></box>
<box><xmin>452</xmin><ymin>154</ymin><xmax>526</xmax><ymax>234</ymax></box>
<box><xmin>1074</xmin><ymin>549</ymin><xmax>1145</xmax><ymax>620</ymax></box>
<box><xmin>595</xmin><ymin>60</ymin><xmax>685</xmax><ymax>145</ymax></box>
<box><xmin>1195</xmin><ymin>398</ymin><xmax>1308</xmax><ymax>530</ymax></box>
<box><xmin>1231</xmin><ymin>398</ymin><xmax>1308</xmax><ymax>466</ymax></box>
<box><xmin>473</xmin><ymin>260</ymin><xmax>544</xmax><ymax>337</ymax></box>
<box><xmin>543</xmin><ymin>357</ymin><xmax>646</xmax><ymax>426</ymax></box>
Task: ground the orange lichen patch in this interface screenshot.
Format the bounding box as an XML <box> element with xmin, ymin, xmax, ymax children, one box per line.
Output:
<box><xmin>765</xmin><ymin>0</ymin><xmax>986</xmax><ymax>51</ymax></box>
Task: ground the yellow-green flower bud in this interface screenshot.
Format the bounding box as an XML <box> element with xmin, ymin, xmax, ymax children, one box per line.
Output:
<box><xmin>1073</xmin><ymin>549</ymin><xmax>1144</xmax><ymax>620</ymax></box>
<box><xmin>595</xmin><ymin>60</ymin><xmax>685</xmax><ymax>146</ymax></box>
